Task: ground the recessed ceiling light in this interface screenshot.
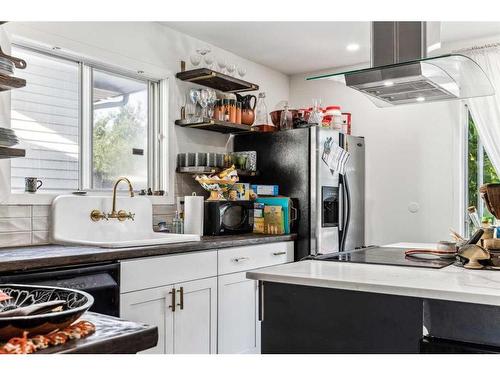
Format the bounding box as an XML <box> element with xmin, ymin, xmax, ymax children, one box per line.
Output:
<box><xmin>416</xmin><ymin>96</ymin><xmax>425</xmax><ymax>102</ymax></box>
<box><xmin>346</xmin><ymin>43</ymin><xmax>360</xmax><ymax>52</ymax></box>
<box><xmin>384</xmin><ymin>81</ymin><xmax>394</xmax><ymax>87</ymax></box>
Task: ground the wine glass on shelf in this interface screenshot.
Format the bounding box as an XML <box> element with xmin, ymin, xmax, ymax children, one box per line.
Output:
<box><xmin>188</xmin><ymin>89</ymin><xmax>201</xmax><ymax>121</ymax></box>
<box><xmin>198</xmin><ymin>89</ymin><xmax>209</xmax><ymax>118</ymax></box>
<box><xmin>217</xmin><ymin>58</ymin><xmax>227</xmax><ymax>74</ymax></box>
<box><xmin>204</xmin><ymin>54</ymin><xmax>214</xmax><ymax>70</ymax></box>
<box><xmin>207</xmin><ymin>89</ymin><xmax>217</xmax><ymax>119</ymax></box>
<box><xmin>226</xmin><ymin>63</ymin><xmax>236</xmax><ymax>77</ymax></box>
<box><xmin>196</xmin><ymin>47</ymin><xmax>211</xmax><ymax>67</ymax></box>
<box><xmin>237</xmin><ymin>66</ymin><xmax>247</xmax><ymax>78</ymax></box>
<box><xmin>189</xmin><ymin>54</ymin><xmax>201</xmax><ymax>69</ymax></box>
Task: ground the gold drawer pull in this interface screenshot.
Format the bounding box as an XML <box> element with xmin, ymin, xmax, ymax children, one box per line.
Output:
<box><xmin>273</xmin><ymin>251</ymin><xmax>287</xmax><ymax>256</ymax></box>
<box><xmin>168</xmin><ymin>288</ymin><xmax>176</xmax><ymax>312</ymax></box>
<box><xmin>177</xmin><ymin>287</ymin><xmax>184</xmax><ymax>310</ymax></box>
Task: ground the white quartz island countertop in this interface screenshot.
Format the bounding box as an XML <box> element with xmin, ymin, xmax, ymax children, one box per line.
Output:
<box><xmin>246</xmin><ymin>243</ymin><xmax>500</xmax><ymax>306</ymax></box>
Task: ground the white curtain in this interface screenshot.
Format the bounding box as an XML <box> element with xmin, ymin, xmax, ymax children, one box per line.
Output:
<box><xmin>465</xmin><ymin>48</ymin><xmax>500</xmax><ymax>174</ymax></box>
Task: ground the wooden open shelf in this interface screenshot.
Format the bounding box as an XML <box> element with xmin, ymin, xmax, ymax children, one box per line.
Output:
<box><xmin>176</xmin><ymin>166</ymin><xmax>259</xmax><ymax>177</ymax></box>
<box><xmin>176</xmin><ymin>68</ymin><xmax>259</xmax><ymax>93</ymax></box>
<box><xmin>178</xmin><ymin>168</ymin><xmax>259</xmax><ymax>177</ymax></box>
<box><xmin>0</xmin><ymin>146</ymin><xmax>25</xmax><ymax>159</ymax></box>
<box><xmin>175</xmin><ymin>118</ymin><xmax>252</xmax><ymax>134</ymax></box>
<box><xmin>0</xmin><ymin>73</ymin><xmax>26</xmax><ymax>92</ymax></box>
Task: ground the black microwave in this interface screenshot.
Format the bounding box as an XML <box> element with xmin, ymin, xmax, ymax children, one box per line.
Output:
<box><xmin>204</xmin><ymin>201</ymin><xmax>253</xmax><ymax>236</ymax></box>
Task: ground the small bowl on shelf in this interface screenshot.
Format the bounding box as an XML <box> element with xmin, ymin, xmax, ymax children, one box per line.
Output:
<box><xmin>0</xmin><ymin>284</ymin><xmax>94</xmax><ymax>340</ymax></box>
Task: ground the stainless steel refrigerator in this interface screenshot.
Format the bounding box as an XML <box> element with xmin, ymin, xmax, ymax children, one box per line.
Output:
<box><xmin>232</xmin><ymin>126</ymin><xmax>365</xmax><ymax>260</ymax></box>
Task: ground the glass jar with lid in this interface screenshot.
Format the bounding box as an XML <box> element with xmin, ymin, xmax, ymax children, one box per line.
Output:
<box><xmin>324</xmin><ymin>105</ymin><xmax>342</xmax><ymax>130</ymax></box>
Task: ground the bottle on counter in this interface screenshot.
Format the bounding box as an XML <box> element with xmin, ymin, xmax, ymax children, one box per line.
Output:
<box><xmin>172</xmin><ymin>211</ymin><xmax>184</xmax><ymax>234</ymax></box>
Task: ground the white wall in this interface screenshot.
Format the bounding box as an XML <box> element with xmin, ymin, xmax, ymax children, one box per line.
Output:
<box><xmin>290</xmin><ymin>71</ymin><xmax>463</xmax><ymax>245</ymax></box>
<box><xmin>1</xmin><ymin>22</ymin><xmax>290</xmax><ymax>203</ymax></box>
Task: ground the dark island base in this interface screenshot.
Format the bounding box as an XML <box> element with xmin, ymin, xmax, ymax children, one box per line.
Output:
<box><xmin>260</xmin><ymin>282</ymin><xmax>423</xmax><ymax>354</ymax></box>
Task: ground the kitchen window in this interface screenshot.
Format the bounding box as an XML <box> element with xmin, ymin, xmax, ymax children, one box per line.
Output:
<box><xmin>466</xmin><ymin>109</ymin><xmax>499</xmax><ymax>233</ymax></box>
<box><xmin>10</xmin><ymin>45</ymin><xmax>167</xmax><ymax>194</ymax></box>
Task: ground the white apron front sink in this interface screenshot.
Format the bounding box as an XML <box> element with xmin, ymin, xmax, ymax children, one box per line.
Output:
<box><xmin>51</xmin><ymin>195</ymin><xmax>200</xmax><ymax>248</ymax></box>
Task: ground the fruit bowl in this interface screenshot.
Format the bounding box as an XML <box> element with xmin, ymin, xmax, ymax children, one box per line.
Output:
<box><xmin>0</xmin><ymin>284</ymin><xmax>94</xmax><ymax>340</ymax></box>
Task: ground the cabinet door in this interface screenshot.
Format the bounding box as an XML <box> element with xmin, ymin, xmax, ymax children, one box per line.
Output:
<box><xmin>173</xmin><ymin>277</ymin><xmax>217</xmax><ymax>354</ymax></box>
<box><xmin>120</xmin><ymin>285</ymin><xmax>175</xmax><ymax>354</ymax></box>
<box><xmin>218</xmin><ymin>272</ymin><xmax>260</xmax><ymax>354</ymax></box>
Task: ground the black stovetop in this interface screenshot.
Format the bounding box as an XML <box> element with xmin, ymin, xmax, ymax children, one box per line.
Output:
<box><xmin>314</xmin><ymin>246</ymin><xmax>455</xmax><ymax>269</ymax></box>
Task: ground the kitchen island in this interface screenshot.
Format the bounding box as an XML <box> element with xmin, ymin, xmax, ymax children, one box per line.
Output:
<box><xmin>246</xmin><ymin>243</ymin><xmax>500</xmax><ymax>353</ymax></box>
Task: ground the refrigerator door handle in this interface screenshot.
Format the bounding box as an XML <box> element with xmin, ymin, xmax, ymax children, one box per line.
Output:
<box><xmin>340</xmin><ymin>174</ymin><xmax>352</xmax><ymax>252</ymax></box>
<box><xmin>338</xmin><ymin>178</ymin><xmax>343</xmax><ymax>232</ymax></box>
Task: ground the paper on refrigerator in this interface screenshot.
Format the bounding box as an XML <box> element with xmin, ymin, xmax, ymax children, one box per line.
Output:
<box><xmin>321</xmin><ymin>136</ymin><xmax>350</xmax><ymax>175</ymax></box>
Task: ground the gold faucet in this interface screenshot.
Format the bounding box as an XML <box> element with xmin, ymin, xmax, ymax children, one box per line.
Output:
<box><xmin>90</xmin><ymin>177</ymin><xmax>135</xmax><ymax>222</ymax></box>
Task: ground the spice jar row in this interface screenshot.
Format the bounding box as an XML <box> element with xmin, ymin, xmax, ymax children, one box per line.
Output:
<box><xmin>213</xmin><ymin>99</ymin><xmax>242</xmax><ymax>124</ymax></box>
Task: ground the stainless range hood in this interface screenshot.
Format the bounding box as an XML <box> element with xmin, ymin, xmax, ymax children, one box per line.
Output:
<box><xmin>307</xmin><ymin>22</ymin><xmax>495</xmax><ymax>107</ymax></box>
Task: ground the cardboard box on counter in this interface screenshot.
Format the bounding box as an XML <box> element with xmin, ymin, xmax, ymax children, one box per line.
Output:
<box><xmin>251</xmin><ymin>184</ymin><xmax>279</xmax><ymax>196</ymax></box>
<box><xmin>264</xmin><ymin>205</ymin><xmax>285</xmax><ymax>235</ymax></box>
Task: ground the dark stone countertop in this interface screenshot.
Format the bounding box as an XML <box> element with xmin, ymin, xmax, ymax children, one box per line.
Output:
<box><xmin>36</xmin><ymin>312</ymin><xmax>158</xmax><ymax>354</ymax></box>
<box><xmin>0</xmin><ymin>233</ymin><xmax>296</xmax><ymax>273</ymax></box>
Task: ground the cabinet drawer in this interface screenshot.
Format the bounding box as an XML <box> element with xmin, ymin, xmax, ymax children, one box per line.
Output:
<box><xmin>121</xmin><ymin>250</ymin><xmax>217</xmax><ymax>293</ymax></box>
<box><xmin>218</xmin><ymin>242</ymin><xmax>294</xmax><ymax>275</ymax></box>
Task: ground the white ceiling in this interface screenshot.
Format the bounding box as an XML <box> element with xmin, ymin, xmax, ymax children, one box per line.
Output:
<box><xmin>163</xmin><ymin>22</ymin><xmax>500</xmax><ymax>75</ymax></box>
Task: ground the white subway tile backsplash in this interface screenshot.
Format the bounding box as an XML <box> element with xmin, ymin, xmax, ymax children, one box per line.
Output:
<box><xmin>33</xmin><ymin>216</ymin><xmax>50</xmax><ymax>231</ymax></box>
<box><xmin>0</xmin><ymin>205</ymin><xmax>31</xmax><ymax>218</ymax></box>
<box><xmin>32</xmin><ymin>231</ymin><xmax>50</xmax><ymax>245</ymax></box>
<box><xmin>33</xmin><ymin>205</ymin><xmax>51</xmax><ymax>217</ymax></box>
<box><xmin>0</xmin><ymin>232</ymin><xmax>32</xmax><ymax>248</ymax></box>
<box><xmin>152</xmin><ymin>204</ymin><xmax>176</xmax><ymax>215</ymax></box>
<box><xmin>0</xmin><ymin>203</ymin><xmax>175</xmax><ymax>248</ymax></box>
<box><xmin>0</xmin><ymin>218</ymin><xmax>32</xmax><ymax>233</ymax></box>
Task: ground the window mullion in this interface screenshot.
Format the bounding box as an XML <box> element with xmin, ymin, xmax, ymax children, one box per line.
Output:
<box><xmin>81</xmin><ymin>64</ymin><xmax>93</xmax><ymax>190</ymax></box>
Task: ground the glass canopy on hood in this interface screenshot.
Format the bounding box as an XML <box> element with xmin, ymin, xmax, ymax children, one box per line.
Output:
<box><xmin>306</xmin><ymin>54</ymin><xmax>494</xmax><ymax>107</ymax></box>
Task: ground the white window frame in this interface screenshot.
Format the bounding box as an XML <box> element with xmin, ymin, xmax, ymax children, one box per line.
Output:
<box><xmin>5</xmin><ymin>43</ymin><xmax>170</xmax><ymax>205</ymax></box>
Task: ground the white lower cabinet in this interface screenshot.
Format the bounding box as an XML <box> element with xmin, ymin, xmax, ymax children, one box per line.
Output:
<box><xmin>120</xmin><ymin>276</ymin><xmax>217</xmax><ymax>354</ymax></box>
<box><xmin>218</xmin><ymin>272</ymin><xmax>260</xmax><ymax>354</ymax></box>
<box><xmin>120</xmin><ymin>285</ymin><xmax>174</xmax><ymax>354</ymax></box>
<box><xmin>172</xmin><ymin>277</ymin><xmax>217</xmax><ymax>354</ymax></box>
<box><xmin>119</xmin><ymin>242</ymin><xmax>293</xmax><ymax>354</ymax></box>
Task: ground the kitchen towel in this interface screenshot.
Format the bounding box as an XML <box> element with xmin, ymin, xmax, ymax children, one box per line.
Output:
<box><xmin>322</xmin><ymin>136</ymin><xmax>350</xmax><ymax>175</ymax></box>
<box><xmin>184</xmin><ymin>193</ymin><xmax>204</xmax><ymax>235</ymax></box>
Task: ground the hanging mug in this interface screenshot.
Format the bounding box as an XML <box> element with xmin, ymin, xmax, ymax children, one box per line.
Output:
<box><xmin>25</xmin><ymin>177</ymin><xmax>43</xmax><ymax>193</ymax></box>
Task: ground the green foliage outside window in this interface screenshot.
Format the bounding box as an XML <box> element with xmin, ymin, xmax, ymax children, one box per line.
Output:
<box><xmin>467</xmin><ymin>113</ymin><xmax>499</xmax><ymax>225</ymax></box>
<box><xmin>93</xmin><ymin>103</ymin><xmax>146</xmax><ymax>189</ymax></box>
